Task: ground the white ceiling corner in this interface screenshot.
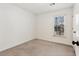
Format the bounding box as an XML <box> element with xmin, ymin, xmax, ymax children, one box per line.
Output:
<box><xmin>14</xmin><ymin>3</ymin><xmax>73</xmax><ymax>15</ymax></box>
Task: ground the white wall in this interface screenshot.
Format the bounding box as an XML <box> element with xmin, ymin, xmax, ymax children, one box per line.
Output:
<box><xmin>0</xmin><ymin>4</ymin><xmax>36</xmax><ymax>51</ymax></box>
<box><xmin>73</xmin><ymin>4</ymin><xmax>79</xmax><ymax>14</ymax></box>
<box><xmin>36</xmin><ymin>8</ymin><xmax>73</xmax><ymax>45</ymax></box>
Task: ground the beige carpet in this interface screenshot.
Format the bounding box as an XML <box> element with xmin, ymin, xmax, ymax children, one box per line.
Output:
<box><xmin>0</xmin><ymin>39</ymin><xmax>75</xmax><ymax>56</ymax></box>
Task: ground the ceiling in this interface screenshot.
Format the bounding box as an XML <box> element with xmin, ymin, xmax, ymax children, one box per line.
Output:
<box><xmin>14</xmin><ymin>3</ymin><xmax>73</xmax><ymax>15</ymax></box>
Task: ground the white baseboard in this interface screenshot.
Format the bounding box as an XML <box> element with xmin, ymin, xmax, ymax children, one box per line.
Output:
<box><xmin>34</xmin><ymin>38</ymin><xmax>72</xmax><ymax>46</ymax></box>
<box><xmin>0</xmin><ymin>39</ymin><xmax>33</xmax><ymax>52</ymax></box>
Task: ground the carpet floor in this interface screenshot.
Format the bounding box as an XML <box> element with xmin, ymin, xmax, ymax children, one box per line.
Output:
<box><xmin>0</xmin><ymin>39</ymin><xmax>75</xmax><ymax>56</ymax></box>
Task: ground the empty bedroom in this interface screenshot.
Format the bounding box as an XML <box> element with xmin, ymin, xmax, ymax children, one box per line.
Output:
<box><xmin>0</xmin><ymin>3</ymin><xmax>79</xmax><ymax>56</ymax></box>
